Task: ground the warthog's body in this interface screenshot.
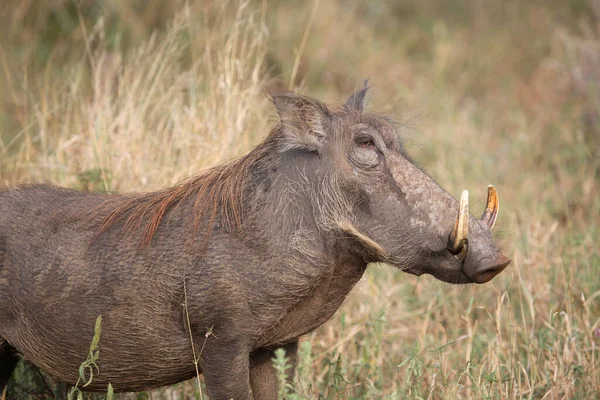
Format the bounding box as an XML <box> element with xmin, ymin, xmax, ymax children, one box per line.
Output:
<box><xmin>0</xmin><ymin>88</ymin><xmax>510</xmax><ymax>399</ymax></box>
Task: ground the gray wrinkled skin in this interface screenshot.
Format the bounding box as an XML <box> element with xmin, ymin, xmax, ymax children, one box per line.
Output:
<box><xmin>0</xmin><ymin>88</ymin><xmax>510</xmax><ymax>399</ymax></box>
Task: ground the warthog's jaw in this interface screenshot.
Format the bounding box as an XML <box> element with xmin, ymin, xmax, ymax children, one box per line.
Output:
<box><xmin>416</xmin><ymin>250</ymin><xmax>511</xmax><ymax>284</ymax></box>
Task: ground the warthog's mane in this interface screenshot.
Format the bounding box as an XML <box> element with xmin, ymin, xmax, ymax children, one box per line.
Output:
<box><xmin>95</xmin><ymin>133</ymin><xmax>277</xmax><ymax>247</ymax></box>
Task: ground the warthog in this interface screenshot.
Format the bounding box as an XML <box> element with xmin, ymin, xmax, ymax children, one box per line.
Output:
<box><xmin>0</xmin><ymin>87</ymin><xmax>510</xmax><ymax>399</ymax></box>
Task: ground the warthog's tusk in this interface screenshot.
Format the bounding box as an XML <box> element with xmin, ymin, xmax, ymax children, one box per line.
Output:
<box><xmin>481</xmin><ymin>185</ymin><xmax>499</xmax><ymax>230</ymax></box>
<box><xmin>449</xmin><ymin>190</ymin><xmax>469</xmax><ymax>262</ymax></box>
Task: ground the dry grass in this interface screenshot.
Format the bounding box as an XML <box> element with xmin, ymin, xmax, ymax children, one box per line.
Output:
<box><xmin>0</xmin><ymin>0</ymin><xmax>270</xmax><ymax>191</ymax></box>
<box><xmin>1</xmin><ymin>0</ymin><xmax>599</xmax><ymax>399</ymax></box>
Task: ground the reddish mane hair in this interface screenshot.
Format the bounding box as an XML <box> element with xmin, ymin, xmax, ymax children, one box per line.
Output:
<box><xmin>96</xmin><ymin>135</ymin><xmax>275</xmax><ymax>247</ymax></box>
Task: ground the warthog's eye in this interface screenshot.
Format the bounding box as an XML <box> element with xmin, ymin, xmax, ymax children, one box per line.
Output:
<box><xmin>356</xmin><ymin>135</ymin><xmax>375</xmax><ymax>148</ymax></box>
<box><xmin>351</xmin><ymin>133</ymin><xmax>380</xmax><ymax>170</ymax></box>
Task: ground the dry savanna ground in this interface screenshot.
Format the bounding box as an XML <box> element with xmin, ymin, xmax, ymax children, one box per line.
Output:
<box><xmin>0</xmin><ymin>0</ymin><xmax>599</xmax><ymax>399</ymax></box>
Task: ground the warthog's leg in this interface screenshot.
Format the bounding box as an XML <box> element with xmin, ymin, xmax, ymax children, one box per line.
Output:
<box><xmin>0</xmin><ymin>343</ymin><xmax>19</xmax><ymax>394</ymax></box>
<box><xmin>249</xmin><ymin>341</ymin><xmax>299</xmax><ymax>400</ymax></box>
<box><xmin>201</xmin><ymin>339</ymin><xmax>252</xmax><ymax>400</ymax></box>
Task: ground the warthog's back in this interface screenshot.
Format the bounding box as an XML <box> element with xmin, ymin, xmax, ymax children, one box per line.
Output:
<box><xmin>0</xmin><ymin>185</ymin><xmax>95</xmax><ymax>306</ymax></box>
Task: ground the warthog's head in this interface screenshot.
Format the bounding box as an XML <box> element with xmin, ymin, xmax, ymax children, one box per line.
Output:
<box><xmin>272</xmin><ymin>86</ymin><xmax>510</xmax><ymax>283</ymax></box>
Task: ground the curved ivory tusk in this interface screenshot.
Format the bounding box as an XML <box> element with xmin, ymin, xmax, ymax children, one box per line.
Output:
<box><xmin>450</xmin><ymin>190</ymin><xmax>469</xmax><ymax>261</ymax></box>
<box><xmin>481</xmin><ymin>185</ymin><xmax>499</xmax><ymax>229</ymax></box>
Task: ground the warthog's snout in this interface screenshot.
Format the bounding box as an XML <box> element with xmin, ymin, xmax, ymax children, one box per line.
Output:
<box><xmin>445</xmin><ymin>185</ymin><xmax>511</xmax><ymax>284</ymax></box>
<box><xmin>468</xmin><ymin>253</ymin><xmax>512</xmax><ymax>284</ymax></box>
<box><xmin>399</xmin><ymin>184</ymin><xmax>511</xmax><ymax>284</ymax></box>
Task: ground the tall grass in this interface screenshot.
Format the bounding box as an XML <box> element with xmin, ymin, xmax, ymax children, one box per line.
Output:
<box><xmin>1</xmin><ymin>0</ymin><xmax>599</xmax><ymax>399</ymax></box>
<box><xmin>0</xmin><ymin>0</ymin><xmax>270</xmax><ymax>191</ymax></box>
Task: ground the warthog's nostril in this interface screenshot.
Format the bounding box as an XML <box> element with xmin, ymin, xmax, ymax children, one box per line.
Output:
<box><xmin>471</xmin><ymin>254</ymin><xmax>511</xmax><ymax>284</ymax></box>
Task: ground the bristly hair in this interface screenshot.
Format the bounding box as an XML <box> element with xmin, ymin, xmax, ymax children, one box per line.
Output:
<box><xmin>95</xmin><ymin>137</ymin><xmax>274</xmax><ymax>248</ymax></box>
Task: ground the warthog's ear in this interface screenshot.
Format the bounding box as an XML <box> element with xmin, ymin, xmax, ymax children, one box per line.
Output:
<box><xmin>345</xmin><ymin>80</ymin><xmax>369</xmax><ymax>112</ymax></box>
<box><xmin>273</xmin><ymin>93</ymin><xmax>331</xmax><ymax>154</ymax></box>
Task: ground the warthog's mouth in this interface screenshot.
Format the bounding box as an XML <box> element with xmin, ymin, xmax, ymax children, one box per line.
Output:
<box><xmin>417</xmin><ymin>254</ymin><xmax>511</xmax><ymax>284</ymax></box>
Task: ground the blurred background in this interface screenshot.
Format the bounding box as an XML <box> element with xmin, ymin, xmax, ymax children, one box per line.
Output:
<box><xmin>1</xmin><ymin>0</ymin><xmax>599</xmax><ymax>398</ymax></box>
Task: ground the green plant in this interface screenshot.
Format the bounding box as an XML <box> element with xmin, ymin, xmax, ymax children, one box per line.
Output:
<box><xmin>67</xmin><ymin>316</ymin><xmax>113</xmax><ymax>400</ymax></box>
